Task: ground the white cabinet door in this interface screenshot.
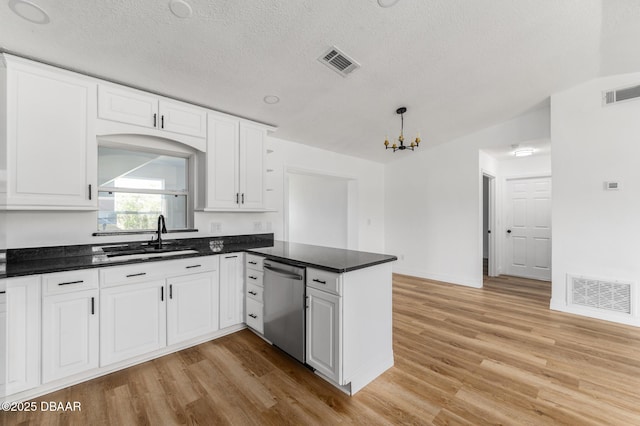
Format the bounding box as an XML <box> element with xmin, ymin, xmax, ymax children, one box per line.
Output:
<box><xmin>219</xmin><ymin>253</ymin><xmax>244</xmax><ymax>328</ymax></box>
<box><xmin>42</xmin><ymin>289</ymin><xmax>98</xmax><ymax>383</ymax></box>
<box><xmin>159</xmin><ymin>99</ymin><xmax>207</xmax><ymax>138</ymax></box>
<box><xmin>0</xmin><ymin>289</ymin><xmax>6</xmax><ymax>392</ymax></box>
<box><xmin>206</xmin><ymin>113</ymin><xmax>240</xmax><ymax>209</ymax></box>
<box><xmin>100</xmin><ymin>280</ymin><xmax>166</xmax><ymax>366</ymax></box>
<box><xmin>5</xmin><ymin>59</ymin><xmax>97</xmax><ymax>209</ymax></box>
<box><xmin>167</xmin><ymin>272</ymin><xmax>219</xmax><ymax>345</ymax></box>
<box><xmin>4</xmin><ymin>276</ymin><xmax>41</xmax><ymax>395</ymax></box>
<box><xmin>98</xmin><ymin>84</ymin><xmax>158</xmax><ymax>129</ymax></box>
<box><xmin>239</xmin><ymin>122</ymin><xmax>265</xmax><ymax>209</ymax></box>
<box><xmin>306</xmin><ymin>287</ymin><xmax>341</xmax><ymax>384</ymax></box>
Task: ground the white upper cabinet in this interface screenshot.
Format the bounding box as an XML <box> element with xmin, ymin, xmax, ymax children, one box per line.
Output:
<box><xmin>1</xmin><ymin>54</ymin><xmax>97</xmax><ymax>210</ymax></box>
<box><xmin>98</xmin><ymin>84</ymin><xmax>206</xmax><ymax>138</ymax></box>
<box><xmin>204</xmin><ymin>113</ymin><xmax>266</xmax><ymax>211</ymax></box>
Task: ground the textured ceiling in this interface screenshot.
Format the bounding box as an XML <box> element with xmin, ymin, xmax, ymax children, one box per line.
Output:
<box><xmin>1</xmin><ymin>0</ymin><xmax>640</xmax><ymax>163</ymax></box>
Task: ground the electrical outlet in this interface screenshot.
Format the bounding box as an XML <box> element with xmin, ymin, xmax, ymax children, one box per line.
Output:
<box><xmin>210</xmin><ymin>222</ymin><xmax>222</xmax><ymax>233</ymax></box>
<box><xmin>253</xmin><ymin>221</ymin><xmax>263</xmax><ymax>231</ymax></box>
<box><xmin>266</xmin><ymin>221</ymin><xmax>272</xmax><ymax>231</ymax></box>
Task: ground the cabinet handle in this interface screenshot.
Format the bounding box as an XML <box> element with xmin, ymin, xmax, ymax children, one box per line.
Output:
<box><xmin>169</xmin><ymin>284</ymin><xmax>173</xmax><ymax>299</ymax></box>
<box><xmin>0</xmin><ymin>291</ymin><xmax>6</xmax><ymax>294</ymax></box>
<box><xmin>248</xmin><ymin>261</ymin><xmax>257</xmax><ymax>265</ymax></box>
<box><xmin>161</xmin><ymin>286</ymin><xmax>164</xmax><ymax>301</ymax></box>
<box><xmin>248</xmin><ymin>290</ymin><xmax>257</xmax><ymax>296</ymax></box>
<box><xmin>312</xmin><ymin>279</ymin><xmax>327</xmax><ymax>285</ymax></box>
<box><xmin>241</xmin><ymin>193</ymin><xmax>245</xmax><ymax>204</ymax></box>
<box><xmin>161</xmin><ymin>115</ymin><xmax>165</xmax><ymax>129</ymax></box>
<box><xmin>58</xmin><ymin>280</ymin><xmax>84</xmax><ymax>286</ymax></box>
<box><xmin>248</xmin><ymin>275</ymin><xmax>257</xmax><ymax>280</ymax></box>
<box><xmin>88</xmin><ymin>184</ymin><xmax>92</xmax><ymax>200</ymax></box>
<box><xmin>248</xmin><ymin>313</ymin><xmax>257</xmax><ymax>319</ymax></box>
<box><xmin>185</xmin><ymin>264</ymin><xmax>201</xmax><ymax>269</ymax></box>
<box><xmin>126</xmin><ymin>272</ymin><xmax>146</xmax><ymax>278</ymax></box>
<box><xmin>305</xmin><ymin>295</ymin><xmax>309</xmax><ymax>309</ymax></box>
<box><xmin>236</xmin><ymin>193</ymin><xmax>239</xmax><ymax>204</ymax></box>
<box><xmin>91</xmin><ymin>297</ymin><xmax>95</xmax><ymax>315</ymax></box>
<box><xmin>225</xmin><ymin>255</ymin><xmax>238</xmax><ymax>259</ymax></box>
<box><xmin>153</xmin><ymin>113</ymin><xmax>157</xmax><ymax>127</ymax></box>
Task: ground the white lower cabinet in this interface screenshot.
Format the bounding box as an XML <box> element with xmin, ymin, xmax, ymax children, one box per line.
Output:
<box><xmin>2</xmin><ymin>276</ymin><xmax>41</xmax><ymax>396</ymax></box>
<box><xmin>167</xmin><ymin>271</ymin><xmax>219</xmax><ymax>345</ymax></box>
<box><xmin>306</xmin><ymin>287</ymin><xmax>341</xmax><ymax>383</ymax></box>
<box><xmin>220</xmin><ymin>253</ymin><xmax>244</xmax><ymax>328</ymax></box>
<box><xmin>42</xmin><ymin>289</ymin><xmax>99</xmax><ymax>383</ymax></box>
<box><xmin>100</xmin><ymin>279</ymin><xmax>167</xmax><ymax>367</ymax></box>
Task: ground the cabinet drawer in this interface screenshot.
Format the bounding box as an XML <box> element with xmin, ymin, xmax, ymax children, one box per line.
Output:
<box><xmin>245</xmin><ymin>254</ymin><xmax>264</xmax><ymax>271</ymax></box>
<box><xmin>43</xmin><ymin>269</ymin><xmax>98</xmax><ymax>295</ymax></box>
<box><xmin>245</xmin><ymin>298</ymin><xmax>263</xmax><ymax>334</ymax></box>
<box><xmin>100</xmin><ymin>263</ymin><xmax>158</xmax><ymax>288</ymax></box>
<box><xmin>167</xmin><ymin>256</ymin><xmax>219</xmax><ymax>275</ymax></box>
<box><xmin>245</xmin><ymin>270</ymin><xmax>264</xmax><ymax>287</ymax></box>
<box><xmin>306</xmin><ymin>268</ymin><xmax>342</xmax><ymax>295</ymax></box>
<box><xmin>246</xmin><ymin>282</ymin><xmax>263</xmax><ymax>303</ymax></box>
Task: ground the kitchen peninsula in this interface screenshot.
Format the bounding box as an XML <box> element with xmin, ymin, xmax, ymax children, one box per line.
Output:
<box><xmin>1</xmin><ymin>235</ymin><xmax>396</xmax><ymax>401</ymax></box>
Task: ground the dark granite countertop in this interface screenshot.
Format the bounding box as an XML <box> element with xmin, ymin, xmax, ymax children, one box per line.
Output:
<box><xmin>3</xmin><ymin>234</ymin><xmax>274</xmax><ymax>279</ymax></box>
<box><xmin>1</xmin><ymin>236</ymin><xmax>396</xmax><ymax>279</ymax></box>
<box><xmin>246</xmin><ymin>240</ymin><xmax>397</xmax><ymax>273</ymax></box>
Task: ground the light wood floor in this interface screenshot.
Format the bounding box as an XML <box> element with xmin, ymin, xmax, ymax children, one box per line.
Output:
<box><xmin>7</xmin><ymin>274</ymin><xmax>640</xmax><ymax>425</ymax></box>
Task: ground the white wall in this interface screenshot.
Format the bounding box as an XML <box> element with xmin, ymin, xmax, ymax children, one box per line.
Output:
<box><xmin>385</xmin><ymin>107</ymin><xmax>549</xmax><ymax>288</ymax></box>
<box><xmin>6</xmin><ymin>136</ymin><xmax>386</xmax><ymax>253</ymax></box>
<box><xmin>551</xmin><ymin>73</ymin><xmax>640</xmax><ymax>326</ymax></box>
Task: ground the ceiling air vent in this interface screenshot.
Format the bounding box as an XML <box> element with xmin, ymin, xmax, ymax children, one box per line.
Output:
<box><xmin>603</xmin><ymin>84</ymin><xmax>640</xmax><ymax>106</ymax></box>
<box><xmin>318</xmin><ymin>46</ymin><xmax>360</xmax><ymax>77</ymax></box>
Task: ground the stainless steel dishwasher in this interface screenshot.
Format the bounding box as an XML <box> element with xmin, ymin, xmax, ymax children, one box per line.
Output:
<box><xmin>263</xmin><ymin>259</ymin><xmax>306</xmax><ymax>363</ymax></box>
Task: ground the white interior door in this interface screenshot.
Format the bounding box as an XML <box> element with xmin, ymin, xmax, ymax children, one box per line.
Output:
<box><xmin>505</xmin><ymin>177</ymin><xmax>552</xmax><ymax>281</ymax></box>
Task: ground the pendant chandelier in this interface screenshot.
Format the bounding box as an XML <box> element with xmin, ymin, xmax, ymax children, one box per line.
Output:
<box><xmin>384</xmin><ymin>107</ymin><xmax>420</xmax><ymax>152</ymax></box>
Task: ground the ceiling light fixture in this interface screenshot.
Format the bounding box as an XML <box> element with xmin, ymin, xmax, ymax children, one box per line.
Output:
<box><xmin>169</xmin><ymin>0</ymin><xmax>193</xmax><ymax>19</ymax></box>
<box><xmin>514</xmin><ymin>147</ymin><xmax>534</xmax><ymax>157</ymax></box>
<box><xmin>8</xmin><ymin>0</ymin><xmax>50</xmax><ymax>24</ymax></box>
<box><xmin>263</xmin><ymin>95</ymin><xmax>280</xmax><ymax>105</ymax></box>
<box><xmin>377</xmin><ymin>0</ymin><xmax>401</xmax><ymax>8</ymax></box>
<box><xmin>384</xmin><ymin>107</ymin><xmax>420</xmax><ymax>152</ymax></box>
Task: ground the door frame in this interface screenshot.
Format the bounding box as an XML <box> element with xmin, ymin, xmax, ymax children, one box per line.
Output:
<box><xmin>283</xmin><ymin>166</ymin><xmax>358</xmax><ymax>249</ymax></box>
<box><xmin>503</xmin><ymin>173</ymin><xmax>552</xmax><ymax>281</ymax></box>
<box><xmin>482</xmin><ymin>172</ymin><xmax>498</xmax><ymax>278</ymax></box>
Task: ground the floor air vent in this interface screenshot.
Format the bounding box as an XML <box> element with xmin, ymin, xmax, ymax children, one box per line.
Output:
<box><xmin>569</xmin><ymin>275</ymin><xmax>633</xmax><ymax>315</ymax></box>
<box><xmin>603</xmin><ymin>84</ymin><xmax>640</xmax><ymax>106</ymax></box>
<box><xmin>318</xmin><ymin>46</ymin><xmax>360</xmax><ymax>77</ymax></box>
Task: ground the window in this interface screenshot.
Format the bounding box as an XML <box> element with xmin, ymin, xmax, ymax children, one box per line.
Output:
<box><xmin>97</xmin><ymin>146</ymin><xmax>190</xmax><ymax>232</ymax></box>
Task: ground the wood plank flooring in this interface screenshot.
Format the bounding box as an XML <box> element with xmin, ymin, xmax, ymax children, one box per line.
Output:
<box><xmin>6</xmin><ymin>273</ymin><xmax>640</xmax><ymax>425</ymax></box>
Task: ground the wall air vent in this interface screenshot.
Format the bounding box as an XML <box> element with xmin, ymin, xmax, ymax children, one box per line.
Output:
<box><xmin>603</xmin><ymin>84</ymin><xmax>640</xmax><ymax>106</ymax></box>
<box><xmin>568</xmin><ymin>275</ymin><xmax>633</xmax><ymax>315</ymax></box>
<box><xmin>318</xmin><ymin>46</ymin><xmax>360</xmax><ymax>77</ymax></box>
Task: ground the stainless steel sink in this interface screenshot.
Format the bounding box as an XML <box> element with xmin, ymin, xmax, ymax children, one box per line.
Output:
<box><xmin>100</xmin><ymin>242</ymin><xmax>199</xmax><ymax>262</ymax></box>
<box><xmin>106</xmin><ymin>249</ymin><xmax>199</xmax><ymax>262</ymax></box>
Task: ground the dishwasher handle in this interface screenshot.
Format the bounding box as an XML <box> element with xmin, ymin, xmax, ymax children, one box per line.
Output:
<box><xmin>264</xmin><ymin>265</ymin><xmax>304</xmax><ymax>281</ymax></box>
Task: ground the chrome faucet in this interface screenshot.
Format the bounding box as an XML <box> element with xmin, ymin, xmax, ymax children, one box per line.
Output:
<box><xmin>154</xmin><ymin>215</ymin><xmax>167</xmax><ymax>249</ymax></box>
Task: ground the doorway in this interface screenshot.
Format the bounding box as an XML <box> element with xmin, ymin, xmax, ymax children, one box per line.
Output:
<box><xmin>504</xmin><ymin>176</ymin><xmax>552</xmax><ymax>281</ymax></box>
<box><xmin>482</xmin><ymin>173</ymin><xmax>497</xmax><ymax>279</ymax></box>
<box><xmin>284</xmin><ymin>169</ymin><xmax>357</xmax><ymax>249</ymax></box>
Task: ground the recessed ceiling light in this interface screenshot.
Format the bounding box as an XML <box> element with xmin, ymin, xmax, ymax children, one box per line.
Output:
<box><xmin>263</xmin><ymin>95</ymin><xmax>280</xmax><ymax>105</ymax></box>
<box><xmin>514</xmin><ymin>148</ymin><xmax>535</xmax><ymax>157</ymax></box>
<box><xmin>8</xmin><ymin>0</ymin><xmax>50</xmax><ymax>24</ymax></box>
<box><xmin>377</xmin><ymin>0</ymin><xmax>400</xmax><ymax>8</ymax></box>
<box><xmin>169</xmin><ymin>0</ymin><xmax>193</xmax><ymax>19</ymax></box>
